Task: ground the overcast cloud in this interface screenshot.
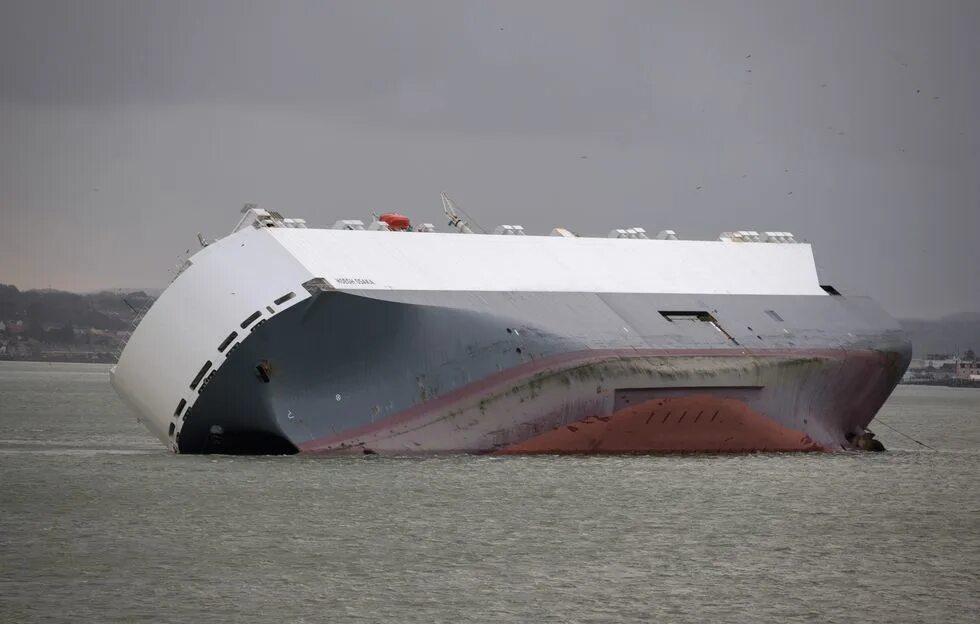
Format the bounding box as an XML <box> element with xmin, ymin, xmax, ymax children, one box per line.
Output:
<box><xmin>0</xmin><ymin>0</ymin><xmax>977</xmax><ymax>318</ymax></box>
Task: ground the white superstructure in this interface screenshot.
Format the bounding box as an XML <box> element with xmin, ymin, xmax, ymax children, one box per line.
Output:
<box><xmin>112</xmin><ymin>205</ymin><xmax>828</xmax><ymax>450</ymax></box>
<box><xmin>272</xmin><ymin>227</ymin><xmax>823</xmax><ymax>296</ymax></box>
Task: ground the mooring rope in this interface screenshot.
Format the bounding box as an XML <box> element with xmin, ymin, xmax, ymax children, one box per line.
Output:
<box><xmin>875</xmin><ymin>418</ymin><xmax>936</xmax><ymax>450</ymax></box>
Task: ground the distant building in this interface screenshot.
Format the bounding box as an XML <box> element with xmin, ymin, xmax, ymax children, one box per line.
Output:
<box><xmin>957</xmin><ymin>360</ymin><xmax>980</xmax><ymax>381</ymax></box>
<box><xmin>920</xmin><ymin>353</ymin><xmax>958</xmax><ymax>368</ymax></box>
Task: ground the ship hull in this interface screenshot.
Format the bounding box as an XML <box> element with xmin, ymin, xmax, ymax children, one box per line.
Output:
<box><xmin>173</xmin><ymin>289</ymin><xmax>910</xmax><ymax>455</ymax></box>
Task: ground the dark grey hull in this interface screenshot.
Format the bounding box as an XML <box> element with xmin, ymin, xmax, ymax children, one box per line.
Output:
<box><xmin>176</xmin><ymin>289</ymin><xmax>910</xmax><ymax>454</ymax></box>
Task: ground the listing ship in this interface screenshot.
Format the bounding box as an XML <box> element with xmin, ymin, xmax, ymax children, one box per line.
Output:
<box><xmin>110</xmin><ymin>197</ymin><xmax>911</xmax><ymax>455</ymax></box>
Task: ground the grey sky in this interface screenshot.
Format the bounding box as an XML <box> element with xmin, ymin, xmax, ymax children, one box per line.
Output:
<box><xmin>1</xmin><ymin>0</ymin><xmax>977</xmax><ymax>318</ymax></box>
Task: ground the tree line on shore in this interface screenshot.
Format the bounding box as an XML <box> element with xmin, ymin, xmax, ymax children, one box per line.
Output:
<box><xmin>0</xmin><ymin>283</ymin><xmax>155</xmax><ymax>343</ymax></box>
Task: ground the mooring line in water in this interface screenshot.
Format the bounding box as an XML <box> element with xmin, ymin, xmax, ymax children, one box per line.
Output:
<box><xmin>875</xmin><ymin>418</ymin><xmax>936</xmax><ymax>450</ymax></box>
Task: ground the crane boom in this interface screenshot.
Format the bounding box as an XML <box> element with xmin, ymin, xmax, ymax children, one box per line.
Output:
<box><xmin>441</xmin><ymin>192</ymin><xmax>477</xmax><ymax>234</ymax></box>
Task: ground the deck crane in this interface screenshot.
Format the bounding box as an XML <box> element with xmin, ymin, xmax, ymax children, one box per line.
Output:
<box><xmin>441</xmin><ymin>192</ymin><xmax>481</xmax><ymax>234</ymax></box>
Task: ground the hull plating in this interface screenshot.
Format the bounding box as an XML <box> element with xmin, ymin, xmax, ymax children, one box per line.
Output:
<box><xmin>172</xmin><ymin>290</ymin><xmax>910</xmax><ymax>455</ymax></box>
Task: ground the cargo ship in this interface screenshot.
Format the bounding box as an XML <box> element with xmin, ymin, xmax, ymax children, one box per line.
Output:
<box><xmin>110</xmin><ymin>197</ymin><xmax>911</xmax><ymax>454</ymax></box>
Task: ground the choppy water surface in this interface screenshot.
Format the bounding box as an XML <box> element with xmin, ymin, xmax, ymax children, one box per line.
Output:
<box><xmin>1</xmin><ymin>361</ymin><xmax>978</xmax><ymax>623</ymax></box>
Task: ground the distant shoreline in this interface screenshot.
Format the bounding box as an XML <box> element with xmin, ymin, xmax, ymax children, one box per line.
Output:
<box><xmin>0</xmin><ymin>355</ymin><xmax>116</xmax><ymax>364</ymax></box>
<box><xmin>900</xmin><ymin>378</ymin><xmax>980</xmax><ymax>389</ymax></box>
